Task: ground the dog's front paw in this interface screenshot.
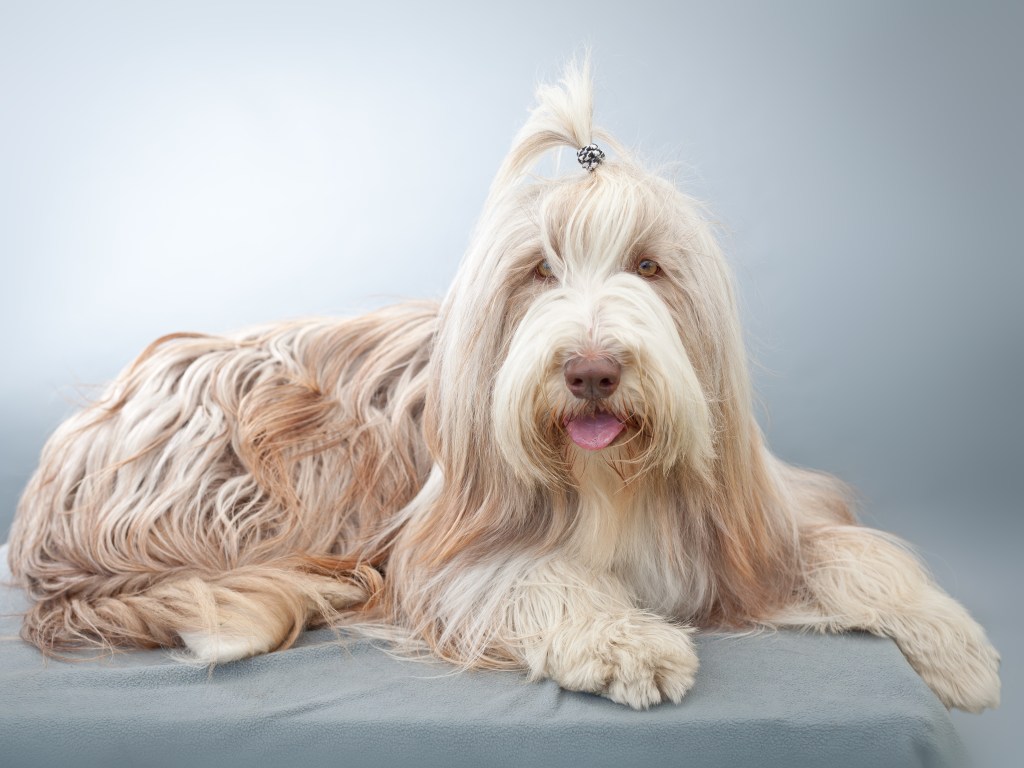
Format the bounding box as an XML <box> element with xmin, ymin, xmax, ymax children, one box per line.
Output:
<box><xmin>894</xmin><ymin>602</ymin><xmax>1001</xmax><ymax>713</ymax></box>
<box><xmin>536</xmin><ymin>613</ymin><xmax>699</xmax><ymax>709</ymax></box>
<box><xmin>913</xmin><ymin>620</ymin><xmax>1001</xmax><ymax>713</ymax></box>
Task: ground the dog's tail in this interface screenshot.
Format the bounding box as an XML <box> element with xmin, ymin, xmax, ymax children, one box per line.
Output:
<box><xmin>16</xmin><ymin>554</ymin><xmax>384</xmax><ymax>663</ymax></box>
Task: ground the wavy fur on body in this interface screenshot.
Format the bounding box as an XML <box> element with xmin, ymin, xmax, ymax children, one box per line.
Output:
<box><xmin>9</xmin><ymin>61</ymin><xmax>999</xmax><ymax>711</ymax></box>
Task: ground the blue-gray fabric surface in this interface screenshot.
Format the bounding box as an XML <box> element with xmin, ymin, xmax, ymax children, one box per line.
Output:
<box><xmin>0</xmin><ymin>544</ymin><xmax>965</xmax><ymax>768</ymax></box>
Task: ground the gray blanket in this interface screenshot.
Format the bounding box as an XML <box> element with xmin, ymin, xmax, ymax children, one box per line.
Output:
<box><xmin>0</xmin><ymin>544</ymin><xmax>965</xmax><ymax>768</ymax></box>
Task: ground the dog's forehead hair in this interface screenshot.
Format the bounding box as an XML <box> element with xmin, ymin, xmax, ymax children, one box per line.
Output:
<box><xmin>538</xmin><ymin>167</ymin><xmax>670</xmax><ymax>278</ymax></box>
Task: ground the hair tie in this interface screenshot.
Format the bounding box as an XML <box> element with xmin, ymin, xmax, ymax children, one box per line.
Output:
<box><xmin>577</xmin><ymin>143</ymin><xmax>605</xmax><ymax>172</ymax></box>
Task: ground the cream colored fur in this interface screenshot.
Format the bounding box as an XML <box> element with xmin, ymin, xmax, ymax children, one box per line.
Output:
<box><xmin>8</xmin><ymin>59</ymin><xmax>999</xmax><ymax>712</ymax></box>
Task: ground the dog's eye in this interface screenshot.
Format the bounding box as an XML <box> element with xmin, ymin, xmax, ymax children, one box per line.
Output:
<box><xmin>535</xmin><ymin>259</ymin><xmax>555</xmax><ymax>280</ymax></box>
<box><xmin>636</xmin><ymin>259</ymin><xmax>660</xmax><ymax>278</ymax></box>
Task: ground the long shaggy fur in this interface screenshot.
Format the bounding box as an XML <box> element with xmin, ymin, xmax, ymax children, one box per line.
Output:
<box><xmin>9</xmin><ymin>60</ymin><xmax>999</xmax><ymax>712</ymax></box>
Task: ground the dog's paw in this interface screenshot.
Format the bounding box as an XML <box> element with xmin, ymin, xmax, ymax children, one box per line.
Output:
<box><xmin>912</xmin><ymin>620</ymin><xmax>1001</xmax><ymax>713</ymax></box>
<box><xmin>179</xmin><ymin>630</ymin><xmax>275</xmax><ymax>664</ymax></box>
<box><xmin>538</xmin><ymin>613</ymin><xmax>699</xmax><ymax>709</ymax></box>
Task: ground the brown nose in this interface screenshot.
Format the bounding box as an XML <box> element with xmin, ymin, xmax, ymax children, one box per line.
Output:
<box><xmin>564</xmin><ymin>357</ymin><xmax>621</xmax><ymax>400</ymax></box>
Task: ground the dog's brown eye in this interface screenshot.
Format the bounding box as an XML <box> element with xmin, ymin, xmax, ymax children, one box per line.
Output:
<box><xmin>636</xmin><ymin>259</ymin><xmax>660</xmax><ymax>278</ymax></box>
<box><xmin>535</xmin><ymin>259</ymin><xmax>554</xmax><ymax>279</ymax></box>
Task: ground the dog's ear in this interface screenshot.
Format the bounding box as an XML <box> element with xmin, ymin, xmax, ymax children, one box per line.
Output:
<box><xmin>489</xmin><ymin>56</ymin><xmax>625</xmax><ymax>193</ymax></box>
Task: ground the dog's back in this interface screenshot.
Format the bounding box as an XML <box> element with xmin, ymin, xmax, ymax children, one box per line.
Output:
<box><xmin>8</xmin><ymin>301</ymin><xmax>437</xmax><ymax>658</ymax></box>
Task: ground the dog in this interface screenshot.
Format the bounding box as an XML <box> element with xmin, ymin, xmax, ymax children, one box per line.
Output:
<box><xmin>8</xmin><ymin>60</ymin><xmax>1000</xmax><ymax>712</ymax></box>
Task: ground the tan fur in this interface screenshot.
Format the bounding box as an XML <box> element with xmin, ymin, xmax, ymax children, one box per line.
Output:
<box><xmin>8</xmin><ymin>59</ymin><xmax>998</xmax><ymax>711</ymax></box>
<box><xmin>10</xmin><ymin>304</ymin><xmax>433</xmax><ymax>660</ymax></box>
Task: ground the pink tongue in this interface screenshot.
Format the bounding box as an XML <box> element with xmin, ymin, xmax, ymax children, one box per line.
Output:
<box><xmin>566</xmin><ymin>412</ymin><xmax>626</xmax><ymax>451</ymax></box>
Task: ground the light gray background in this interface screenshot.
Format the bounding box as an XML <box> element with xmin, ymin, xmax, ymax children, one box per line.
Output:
<box><xmin>1</xmin><ymin>1</ymin><xmax>1020</xmax><ymax>765</ymax></box>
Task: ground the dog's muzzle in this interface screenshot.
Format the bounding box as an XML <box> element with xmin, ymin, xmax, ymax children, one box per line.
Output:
<box><xmin>562</xmin><ymin>357</ymin><xmax>626</xmax><ymax>451</ymax></box>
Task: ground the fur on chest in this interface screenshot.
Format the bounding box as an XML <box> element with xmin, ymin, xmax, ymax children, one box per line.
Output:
<box><xmin>568</xmin><ymin>448</ymin><xmax>710</xmax><ymax>620</ymax></box>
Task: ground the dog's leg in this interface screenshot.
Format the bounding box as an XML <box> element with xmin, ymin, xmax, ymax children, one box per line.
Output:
<box><xmin>780</xmin><ymin>525</ymin><xmax>1000</xmax><ymax>712</ymax></box>
<box><xmin>20</xmin><ymin>555</ymin><xmax>377</xmax><ymax>664</ymax></box>
<box><xmin>170</xmin><ymin>556</ymin><xmax>381</xmax><ymax>664</ymax></box>
<box><xmin>168</xmin><ymin>569</ymin><xmax>365</xmax><ymax>664</ymax></box>
<box><xmin>506</xmin><ymin>559</ymin><xmax>699</xmax><ymax>709</ymax></box>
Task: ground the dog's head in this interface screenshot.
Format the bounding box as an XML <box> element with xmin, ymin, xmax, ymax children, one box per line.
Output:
<box><xmin>428</xmin><ymin>60</ymin><xmax>752</xmax><ymax>495</ymax></box>
<box><xmin>408</xmin><ymin>61</ymin><xmax>825</xmax><ymax>624</ymax></box>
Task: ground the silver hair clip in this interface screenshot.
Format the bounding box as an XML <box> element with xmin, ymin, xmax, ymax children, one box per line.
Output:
<box><xmin>577</xmin><ymin>143</ymin><xmax>605</xmax><ymax>172</ymax></box>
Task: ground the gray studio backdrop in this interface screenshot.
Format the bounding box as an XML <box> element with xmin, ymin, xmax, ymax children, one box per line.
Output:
<box><xmin>1</xmin><ymin>2</ymin><xmax>1020</xmax><ymax>766</ymax></box>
